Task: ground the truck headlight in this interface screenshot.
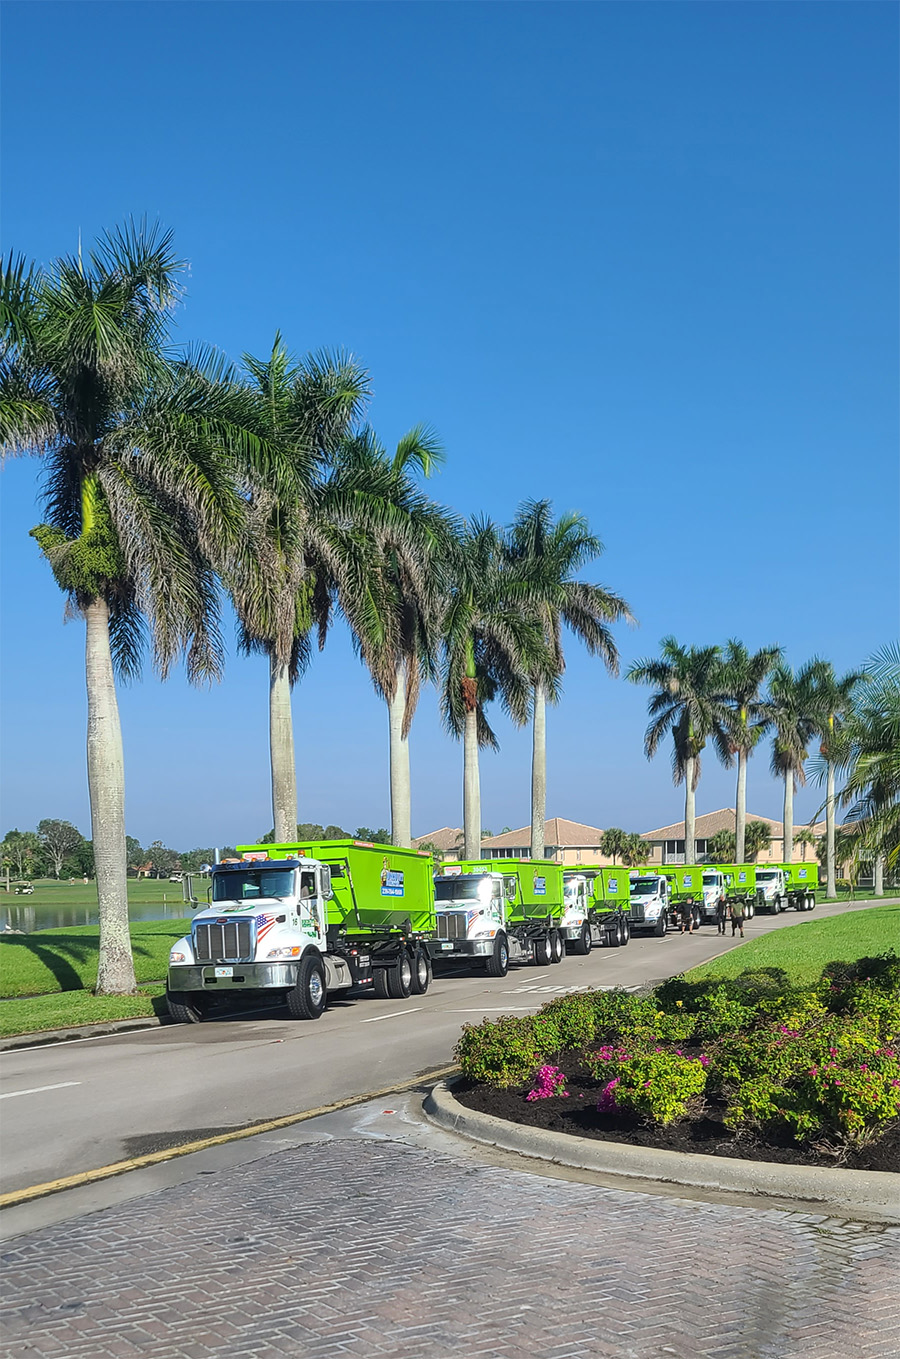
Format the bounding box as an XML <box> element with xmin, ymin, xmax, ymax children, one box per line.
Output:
<box><xmin>169</xmin><ymin>950</ymin><xmax>187</xmax><ymax>963</ymax></box>
<box><xmin>267</xmin><ymin>946</ymin><xmax>301</xmax><ymax>959</ymax></box>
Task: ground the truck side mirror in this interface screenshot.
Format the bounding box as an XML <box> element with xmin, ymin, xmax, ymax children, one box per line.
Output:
<box><xmin>320</xmin><ymin>867</ymin><xmax>333</xmax><ymax>899</ymax></box>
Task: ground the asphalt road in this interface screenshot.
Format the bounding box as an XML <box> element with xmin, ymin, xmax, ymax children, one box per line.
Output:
<box><xmin>0</xmin><ymin>898</ymin><xmax>881</xmax><ymax>1194</ymax></box>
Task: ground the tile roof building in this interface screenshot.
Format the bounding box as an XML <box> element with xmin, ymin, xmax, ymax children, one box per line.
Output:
<box><xmin>480</xmin><ymin>818</ymin><xmax>610</xmax><ymax>866</ymax></box>
<box><xmin>640</xmin><ymin>808</ymin><xmax>824</xmax><ymax>865</ymax></box>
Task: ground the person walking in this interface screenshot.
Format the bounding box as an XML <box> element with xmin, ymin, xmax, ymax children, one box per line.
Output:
<box><xmin>716</xmin><ymin>895</ymin><xmax>728</xmax><ymax>936</ymax></box>
<box><xmin>678</xmin><ymin>898</ymin><xmax>694</xmax><ymax>935</ymax></box>
<box><xmin>729</xmin><ymin>899</ymin><xmax>745</xmax><ymax>938</ymax></box>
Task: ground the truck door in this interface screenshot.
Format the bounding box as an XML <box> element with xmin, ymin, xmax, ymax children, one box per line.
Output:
<box><xmin>299</xmin><ymin>868</ymin><xmax>326</xmax><ymax>943</ymax></box>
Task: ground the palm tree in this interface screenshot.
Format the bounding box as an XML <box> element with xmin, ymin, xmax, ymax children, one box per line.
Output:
<box><xmin>744</xmin><ymin>819</ymin><xmax>772</xmax><ymax>861</ymax></box>
<box><xmin>600</xmin><ymin>827</ymin><xmax>627</xmax><ymax>865</ymax></box>
<box><xmin>719</xmin><ymin>640</ymin><xmax>781</xmax><ymax>862</ymax></box>
<box><xmin>763</xmin><ymin>660</ymin><xmax>821</xmax><ymax>871</ymax></box>
<box><xmin>505</xmin><ymin>500</ymin><xmax>631</xmax><ymax>859</ymax></box>
<box><xmin>227</xmin><ymin>337</ymin><xmax>369</xmax><ymax>842</ymax></box>
<box><xmin>627</xmin><ymin>639</ymin><xmax>731</xmax><ymax>864</ymax></box>
<box><xmin>619</xmin><ymin>832</ymin><xmax>648</xmax><ymax>868</ymax></box>
<box><xmin>706</xmin><ymin>828</ymin><xmax>736</xmax><ymax>863</ymax></box>
<box><xmin>809</xmin><ymin>661</ymin><xmax>868</xmax><ymax>898</ymax></box>
<box><xmin>836</xmin><ymin>643</ymin><xmax>900</xmax><ymax>880</ymax></box>
<box><xmin>441</xmin><ymin>519</ymin><xmax>547</xmax><ymax>860</ymax></box>
<box><xmin>326</xmin><ymin>426</ymin><xmax>457</xmax><ymax>848</ymax></box>
<box><xmin>1</xmin><ymin>223</ymin><xmax>254</xmax><ymax>992</ymax></box>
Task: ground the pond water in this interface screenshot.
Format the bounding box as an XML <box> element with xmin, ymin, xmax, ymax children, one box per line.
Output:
<box><xmin>0</xmin><ymin>900</ymin><xmax>193</xmax><ymax>934</ymax></box>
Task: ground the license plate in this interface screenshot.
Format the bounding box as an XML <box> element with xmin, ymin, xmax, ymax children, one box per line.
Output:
<box><xmin>214</xmin><ymin>966</ymin><xmax>233</xmax><ymax>978</ymax></box>
<box><xmin>441</xmin><ymin>942</ymin><xmax>454</xmax><ymax>950</ymax></box>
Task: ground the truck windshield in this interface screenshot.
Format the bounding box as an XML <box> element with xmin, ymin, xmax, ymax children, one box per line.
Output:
<box><xmin>435</xmin><ymin>877</ymin><xmax>493</xmax><ymax>903</ymax></box>
<box><xmin>630</xmin><ymin>879</ymin><xmax>660</xmax><ymax>896</ymax></box>
<box><xmin>212</xmin><ymin>868</ymin><xmax>295</xmax><ymax>902</ymax></box>
<box><xmin>756</xmin><ymin>871</ymin><xmax>777</xmax><ymax>883</ymax></box>
<box><xmin>702</xmin><ymin>875</ymin><xmax>719</xmax><ymax>887</ymax></box>
<box><xmin>564</xmin><ymin>881</ymin><xmax>580</xmax><ymax>898</ymax></box>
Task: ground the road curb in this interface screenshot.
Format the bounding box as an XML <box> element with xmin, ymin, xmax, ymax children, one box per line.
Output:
<box><xmin>0</xmin><ymin>1016</ymin><xmax>165</xmax><ymax>1051</ymax></box>
<box><xmin>424</xmin><ymin>1079</ymin><xmax>900</xmax><ymax>1222</ymax></box>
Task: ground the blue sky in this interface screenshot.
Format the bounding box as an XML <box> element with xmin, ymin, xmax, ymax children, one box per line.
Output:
<box><xmin>1</xmin><ymin>2</ymin><xmax>897</xmax><ymax>849</ymax></box>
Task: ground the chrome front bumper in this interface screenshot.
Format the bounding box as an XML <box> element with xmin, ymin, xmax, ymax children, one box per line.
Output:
<box><xmin>167</xmin><ymin>962</ymin><xmax>298</xmax><ymax>992</ymax></box>
<box><xmin>433</xmin><ymin>938</ymin><xmax>494</xmax><ymax>958</ymax></box>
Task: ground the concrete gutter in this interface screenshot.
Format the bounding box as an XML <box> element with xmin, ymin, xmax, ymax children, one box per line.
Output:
<box><xmin>0</xmin><ymin>1016</ymin><xmax>164</xmax><ymax>1051</ymax></box>
<box><xmin>424</xmin><ymin>1078</ymin><xmax>900</xmax><ymax>1223</ymax></box>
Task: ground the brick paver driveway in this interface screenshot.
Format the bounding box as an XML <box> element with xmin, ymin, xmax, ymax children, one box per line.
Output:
<box><xmin>3</xmin><ymin>1126</ymin><xmax>898</xmax><ymax>1359</ymax></box>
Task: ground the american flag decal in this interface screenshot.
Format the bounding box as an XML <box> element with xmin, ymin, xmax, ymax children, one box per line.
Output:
<box><xmin>255</xmin><ymin>914</ymin><xmax>277</xmax><ymax>945</ymax></box>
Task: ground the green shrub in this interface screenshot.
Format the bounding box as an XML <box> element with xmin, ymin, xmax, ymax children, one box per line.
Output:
<box><xmin>455</xmin><ymin>1015</ymin><xmax>541</xmax><ymax>1088</ymax></box>
<box><xmin>588</xmin><ymin>990</ymin><xmax>658</xmax><ymax>1039</ymax></box>
<box><xmin>535</xmin><ymin>992</ymin><xmax>600</xmax><ymax>1050</ymax></box>
<box><xmin>690</xmin><ymin>988</ymin><xmax>756</xmax><ymax>1040</ymax></box>
<box><xmin>593</xmin><ymin>1050</ymin><xmax>708</xmax><ymax>1126</ymax></box>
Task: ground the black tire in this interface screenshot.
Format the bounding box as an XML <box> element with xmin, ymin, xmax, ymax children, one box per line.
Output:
<box><xmin>410</xmin><ymin>946</ymin><xmax>432</xmax><ymax>994</ymax></box>
<box><xmin>653</xmin><ymin>913</ymin><xmax>667</xmax><ymax>938</ymax></box>
<box><xmin>807</xmin><ymin>893</ymin><xmax>816</xmax><ymax>911</ymax></box>
<box><xmin>534</xmin><ymin>934</ymin><xmax>552</xmax><ymax>967</ymax></box>
<box><xmin>166</xmin><ymin>991</ymin><xmax>204</xmax><ymax>1024</ymax></box>
<box><xmin>609</xmin><ymin>919</ymin><xmax>622</xmax><ymax>948</ymax></box>
<box><xmin>286</xmin><ymin>953</ymin><xmax>327</xmax><ymax>1021</ymax></box>
<box><xmin>772</xmin><ymin>896</ymin><xmax>782</xmax><ymax>915</ymax></box>
<box><xmin>386</xmin><ymin>948</ymin><xmax>414</xmax><ymax>999</ymax></box>
<box><xmin>373</xmin><ymin>967</ymin><xmax>391</xmax><ymax>999</ymax></box>
<box><xmin>549</xmin><ymin>930</ymin><xmax>564</xmax><ymax>964</ymax></box>
<box><xmin>621</xmin><ymin>917</ymin><xmax>630</xmax><ymax>946</ymax></box>
<box><xmin>572</xmin><ymin>923</ymin><xmax>592</xmax><ymax>956</ymax></box>
<box><xmin>746</xmin><ymin>902</ymin><xmax>755</xmax><ymax>920</ymax></box>
<box><xmin>486</xmin><ymin>932</ymin><xmax>510</xmax><ymax>977</ymax></box>
<box><xmin>693</xmin><ymin>907</ymin><xmax>702</xmax><ymax>930</ymax></box>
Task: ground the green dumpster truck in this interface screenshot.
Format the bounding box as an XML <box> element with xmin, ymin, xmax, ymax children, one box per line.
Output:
<box><xmin>713</xmin><ymin>864</ymin><xmax>758</xmax><ymax>919</ymax></box>
<box><xmin>166</xmin><ymin>839</ymin><xmax>441</xmax><ymax>1023</ymax></box>
<box><xmin>433</xmin><ymin>859</ymin><xmax>566</xmax><ymax>975</ymax></box>
<box><xmin>561</xmin><ymin>866</ymin><xmax>631</xmax><ymax>953</ymax></box>
<box><xmin>754</xmin><ymin>862</ymin><xmax>819</xmax><ymax>913</ymax></box>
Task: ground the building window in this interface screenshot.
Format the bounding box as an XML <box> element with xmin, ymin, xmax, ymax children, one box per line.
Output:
<box><xmin>696</xmin><ymin>839</ymin><xmax>707</xmax><ymax>856</ymax></box>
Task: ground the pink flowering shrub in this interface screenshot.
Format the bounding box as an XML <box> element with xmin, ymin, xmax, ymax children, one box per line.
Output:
<box><xmin>526</xmin><ymin>1065</ymin><xmax>569</xmax><ymax>1100</ymax></box>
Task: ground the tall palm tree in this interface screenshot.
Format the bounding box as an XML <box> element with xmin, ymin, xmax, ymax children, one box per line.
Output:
<box><xmin>324</xmin><ymin>426</ymin><xmax>457</xmax><ymax>848</ymax></box>
<box><xmin>504</xmin><ymin>500</ymin><xmax>632</xmax><ymax>859</ymax></box>
<box><xmin>228</xmin><ymin>337</ymin><xmax>369</xmax><ymax>842</ymax></box>
<box><xmin>600</xmin><ymin>827</ymin><xmax>627</xmax><ymax>865</ymax></box>
<box><xmin>836</xmin><ymin>643</ymin><xmax>899</xmax><ymax>878</ymax></box>
<box><xmin>627</xmin><ymin>639</ymin><xmax>731</xmax><ymax>864</ymax></box>
<box><xmin>441</xmin><ymin>519</ymin><xmax>547</xmax><ymax>860</ymax></box>
<box><xmin>762</xmin><ymin>660</ymin><xmax>821</xmax><ymax>869</ymax></box>
<box><xmin>719</xmin><ymin>640</ymin><xmax>781</xmax><ymax>863</ymax></box>
<box><xmin>809</xmin><ymin>661</ymin><xmax>868</xmax><ymax>897</ymax></box>
<box><xmin>0</xmin><ymin>223</ymin><xmax>254</xmax><ymax>992</ymax></box>
<box><xmin>619</xmin><ymin>831</ymin><xmax>648</xmax><ymax>867</ymax></box>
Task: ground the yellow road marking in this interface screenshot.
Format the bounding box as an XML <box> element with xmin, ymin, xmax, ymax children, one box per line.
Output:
<box><xmin>0</xmin><ymin>1063</ymin><xmax>458</xmax><ymax>1209</ymax></box>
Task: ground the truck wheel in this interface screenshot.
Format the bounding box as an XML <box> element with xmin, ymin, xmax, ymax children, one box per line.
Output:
<box><xmin>166</xmin><ymin>991</ymin><xmax>205</xmax><ymax>1024</ymax></box>
<box><xmin>410</xmin><ymin>946</ymin><xmax>432</xmax><ymax>994</ymax></box>
<box><xmin>549</xmin><ymin>930</ymin><xmax>564</xmax><ymax>964</ymax></box>
<box><xmin>287</xmin><ymin>954</ymin><xmax>327</xmax><ymax>1021</ymax></box>
<box><xmin>653</xmin><ymin>914</ymin><xmax>667</xmax><ymax>938</ymax></box>
<box><xmin>746</xmin><ymin>902</ymin><xmax>755</xmax><ymax>919</ymax></box>
<box><xmin>486</xmin><ymin>933</ymin><xmax>510</xmax><ymax>977</ymax></box>
<box><xmin>373</xmin><ymin>967</ymin><xmax>391</xmax><ymax>999</ymax></box>
<box><xmin>609</xmin><ymin>920</ymin><xmax>622</xmax><ymax>948</ymax></box>
<box><xmin>621</xmin><ymin>918</ymin><xmax>630</xmax><ymax>946</ymax></box>
<box><xmin>807</xmin><ymin>893</ymin><xmax>816</xmax><ymax>911</ymax></box>
<box><xmin>386</xmin><ymin>949</ymin><xmax>413</xmax><ymax>999</ymax></box>
<box><xmin>771</xmin><ymin>896</ymin><xmax>782</xmax><ymax>915</ymax></box>
<box><xmin>572</xmin><ymin>924</ymin><xmax>592</xmax><ymax>956</ymax></box>
<box><xmin>534</xmin><ymin>935</ymin><xmax>552</xmax><ymax>967</ymax></box>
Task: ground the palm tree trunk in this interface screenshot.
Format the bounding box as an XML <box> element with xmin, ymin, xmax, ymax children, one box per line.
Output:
<box><xmin>463</xmin><ymin>706</ymin><xmax>481</xmax><ymax>861</ymax></box>
<box><xmin>684</xmin><ymin>756</ymin><xmax>696</xmax><ymax>863</ymax></box>
<box><xmin>388</xmin><ymin>665</ymin><xmax>412</xmax><ymax>848</ymax></box>
<box><xmin>825</xmin><ymin>759</ymin><xmax>836</xmax><ymax>897</ymax></box>
<box><xmin>783</xmin><ymin>771</ymin><xmax>794</xmax><ymax>866</ymax></box>
<box><xmin>530</xmin><ymin>682</ymin><xmax>547</xmax><ymax>860</ymax></box>
<box><xmin>873</xmin><ymin>855</ymin><xmax>884</xmax><ymax>897</ymax></box>
<box><xmin>87</xmin><ymin>598</ymin><xmax>136</xmax><ymax>995</ymax></box>
<box><xmin>269</xmin><ymin>654</ymin><xmax>297</xmax><ymax>843</ymax></box>
<box><xmin>735</xmin><ymin>749</ymin><xmax>747</xmax><ymax>863</ymax></box>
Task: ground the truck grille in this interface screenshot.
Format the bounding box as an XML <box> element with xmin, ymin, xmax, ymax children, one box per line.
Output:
<box><xmin>436</xmin><ymin>913</ymin><xmax>469</xmax><ymax>940</ymax></box>
<box><xmin>193</xmin><ymin>919</ymin><xmax>253</xmax><ymax>963</ymax></box>
<box><xmin>629</xmin><ymin>904</ymin><xmax>645</xmax><ymax>922</ymax></box>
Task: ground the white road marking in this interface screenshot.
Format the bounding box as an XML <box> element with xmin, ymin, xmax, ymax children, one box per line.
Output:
<box><xmin>359</xmin><ymin>1007</ymin><xmax>423</xmax><ymax>1024</ymax></box>
<box><xmin>0</xmin><ymin>1081</ymin><xmax>81</xmax><ymax>1101</ymax></box>
<box><xmin>449</xmin><ymin>1006</ymin><xmax>540</xmax><ymax>1012</ymax></box>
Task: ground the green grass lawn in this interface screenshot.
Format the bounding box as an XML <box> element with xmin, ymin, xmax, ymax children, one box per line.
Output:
<box><xmin>0</xmin><ymin>918</ymin><xmax>192</xmax><ymax>998</ymax></box>
<box><xmin>0</xmin><ymin>986</ymin><xmax>167</xmax><ymax>1039</ymax></box>
<box><xmin>686</xmin><ymin>904</ymin><xmax>900</xmax><ymax>988</ymax></box>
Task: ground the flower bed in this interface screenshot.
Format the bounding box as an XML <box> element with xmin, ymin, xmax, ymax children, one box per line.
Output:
<box><xmin>453</xmin><ymin>954</ymin><xmax>900</xmax><ymax>1173</ymax></box>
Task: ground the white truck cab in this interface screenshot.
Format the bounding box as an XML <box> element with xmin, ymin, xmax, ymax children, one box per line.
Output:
<box><xmin>628</xmin><ymin>873</ymin><xmax>671</xmax><ymax>936</ymax></box>
<box><xmin>433</xmin><ymin>869</ymin><xmax>509</xmax><ymax>974</ymax></box>
<box><xmin>700</xmin><ymin>870</ymin><xmax>726</xmax><ymax>922</ymax></box>
<box><xmin>755</xmin><ymin>866</ymin><xmax>787</xmax><ymax>914</ymax></box>
<box><xmin>561</xmin><ymin>873</ymin><xmax>628</xmax><ymax>953</ymax></box>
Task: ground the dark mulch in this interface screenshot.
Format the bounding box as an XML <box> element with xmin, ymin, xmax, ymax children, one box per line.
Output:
<box><xmin>453</xmin><ymin>1056</ymin><xmax>900</xmax><ymax>1174</ymax></box>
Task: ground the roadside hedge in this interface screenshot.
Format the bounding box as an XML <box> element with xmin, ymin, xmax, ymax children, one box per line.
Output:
<box><xmin>454</xmin><ymin>953</ymin><xmax>900</xmax><ymax>1149</ymax></box>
